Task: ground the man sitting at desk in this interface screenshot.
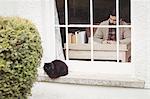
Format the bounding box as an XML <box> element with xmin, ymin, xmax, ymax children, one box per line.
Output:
<box><xmin>93</xmin><ymin>9</ymin><xmax>131</xmax><ymax>44</ymax></box>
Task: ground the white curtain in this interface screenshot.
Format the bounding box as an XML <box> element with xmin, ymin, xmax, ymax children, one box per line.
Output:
<box><xmin>55</xmin><ymin>2</ymin><xmax>65</xmax><ymax>60</ymax></box>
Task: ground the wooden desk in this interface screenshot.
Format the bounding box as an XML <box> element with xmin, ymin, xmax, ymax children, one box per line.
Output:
<box><xmin>64</xmin><ymin>43</ymin><xmax>131</xmax><ymax>62</ymax></box>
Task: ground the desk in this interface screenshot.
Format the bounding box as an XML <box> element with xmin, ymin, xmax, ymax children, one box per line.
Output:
<box><xmin>64</xmin><ymin>43</ymin><xmax>131</xmax><ymax>62</ymax></box>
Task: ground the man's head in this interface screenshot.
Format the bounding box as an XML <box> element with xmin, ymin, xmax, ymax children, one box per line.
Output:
<box><xmin>109</xmin><ymin>9</ymin><xmax>116</xmax><ymax>25</ymax></box>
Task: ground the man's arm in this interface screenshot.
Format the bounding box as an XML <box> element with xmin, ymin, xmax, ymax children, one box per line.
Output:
<box><xmin>120</xmin><ymin>27</ymin><xmax>131</xmax><ymax>44</ymax></box>
<box><xmin>93</xmin><ymin>27</ymin><xmax>104</xmax><ymax>43</ymax></box>
<box><xmin>119</xmin><ymin>21</ymin><xmax>131</xmax><ymax>44</ymax></box>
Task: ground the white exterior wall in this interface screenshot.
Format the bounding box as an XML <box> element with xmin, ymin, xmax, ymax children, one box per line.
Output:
<box><xmin>0</xmin><ymin>0</ymin><xmax>150</xmax><ymax>89</ymax></box>
<box><xmin>132</xmin><ymin>0</ymin><xmax>150</xmax><ymax>88</ymax></box>
<box><xmin>146</xmin><ymin>0</ymin><xmax>150</xmax><ymax>88</ymax></box>
<box><xmin>0</xmin><ymin>0</ymin><xmax>56</xmax><ymax>68</ymax></box>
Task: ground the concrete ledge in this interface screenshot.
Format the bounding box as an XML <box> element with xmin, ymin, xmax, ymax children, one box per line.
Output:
<box><xmin>38</xmin><ymin>72</ymin><xmax>145</xmax><ymax>88</ymax></box>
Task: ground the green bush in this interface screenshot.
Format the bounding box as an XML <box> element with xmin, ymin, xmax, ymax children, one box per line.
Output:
<box><xmin>0</xmin><ymin>17</ymin><xmax>43</xmax><ymax>99</ymax></box>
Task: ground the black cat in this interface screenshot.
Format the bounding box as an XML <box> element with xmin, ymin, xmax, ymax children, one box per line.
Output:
<box><xmin>43</xmin><ymin>60</ymin><xmax>68</xmax><ymax>79</ymax></box>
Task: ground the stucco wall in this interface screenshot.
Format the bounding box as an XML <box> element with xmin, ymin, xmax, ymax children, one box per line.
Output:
<box><xmin>132</xmin><ymin>0</ymin><xmax>150</xmax><ymax>88</ymax></box>
<box><xmin>0</xmin><ymin>0</ymin><xmax>150</xmax><ymax>88</ymax></box>
<box><xmin>146</xmin><ymin>0</ymin><xmax>150</xmax><ymax>88</ymax></box>
<box><xmin>0</xmin><ymin>0</ymin><xmax>57</xmax><ymax>67</ymax></box>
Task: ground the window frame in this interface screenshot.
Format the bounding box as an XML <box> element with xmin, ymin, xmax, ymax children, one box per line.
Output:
<box><xmin>52</xmin><ymin>0</ymin><xmax>134</xmax><ymax>75</ymax></box>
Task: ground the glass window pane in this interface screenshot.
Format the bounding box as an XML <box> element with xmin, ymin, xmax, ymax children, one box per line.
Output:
<box><xmin>119</xmin><ymin>27</ymin><xmax>131</xmax><ymax>62</ymax></box>
<box><xmin>119</xmin><ymin>0</ymin><xmax>131</xmax><ymax>25</ymax></box>
<box><xmin>93</xmin><ymin>27</ymin><xmax>117</xmax><ymax>62</ymax></box>
<box><xmin>67</xmin><ymin>27</ymin><xmax>91</xmax><ymax>61</ymax></box>
<box><xmin>93</xmin><ymin>0</ymin><xmax>116</xmax><ymax>25</ymax></box>
<box><xmin>68</xmin><ymin>0</ymin><xmax>90</xmax><ymax>24</ymax></box>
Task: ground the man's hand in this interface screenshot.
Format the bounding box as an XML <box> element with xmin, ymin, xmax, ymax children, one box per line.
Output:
<box><xmin>102</xmin><ymin>40</ymin><xmax>116</xmax><ymax>44</ymax></box>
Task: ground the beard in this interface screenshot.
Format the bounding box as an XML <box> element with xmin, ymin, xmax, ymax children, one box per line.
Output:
<box><xmin>109</xmin><ymin>21</ymin><xmax>116</xmax><ymax>25</ymax></box>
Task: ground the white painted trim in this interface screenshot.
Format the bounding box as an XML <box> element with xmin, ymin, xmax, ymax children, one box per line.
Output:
<box><xmin>55</xmin><ymin>25</ymin><xmax>132</xmax><ymax>28</ymax></box>
<box><xmin>90</xmin><ymin>0</ymin><xmax>94</xmax><ymax>61</ymax></box>
<box><xmin>116</xmin><ymin>0</ymin><xmax>119</xmax><ymax>62</ymax></box>
<box><xmin>38</xmin><ymin>71</ymin><xmax>145</xmax><ymax>88</ymax></box>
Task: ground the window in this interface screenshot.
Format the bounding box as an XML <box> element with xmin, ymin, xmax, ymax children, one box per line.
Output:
<box><xmin>55</xmin><ymin>0</ymin><xmax>131</xmax><ymax>63</ymax></box>
<box><xmin>47</xmin><ymin>0</ymin><xmax>144</xmax><ymax>74</ymax></box>
<box><xmin>55</xmin><ymin>0</ymin><xmax>134</xmax><ymax>74</ymax></box>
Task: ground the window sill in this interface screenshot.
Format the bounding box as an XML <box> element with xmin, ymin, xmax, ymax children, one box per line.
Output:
<box><xmin>37</xmin><ymin>71</ymin><xmax>145</xmax><ymax>88</ymax></box>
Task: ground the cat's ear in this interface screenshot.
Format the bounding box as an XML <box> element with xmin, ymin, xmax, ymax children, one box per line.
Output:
<box><xmin>43</xmin><ymin>63</ymin><xmax>50</xmax><ymax>71</ymax></box>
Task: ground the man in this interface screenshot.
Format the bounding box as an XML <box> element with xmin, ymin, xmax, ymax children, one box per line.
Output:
<box><xmin>93</xmin><ymin>10</ymin><xmax>131</xmax><ymax>44</ymax></box>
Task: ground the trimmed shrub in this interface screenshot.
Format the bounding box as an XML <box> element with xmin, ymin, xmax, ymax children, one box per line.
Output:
<box><xmin>0</xmin><ymin>17</ymin><xmax>43</xmax><ymax>99</ymax></box>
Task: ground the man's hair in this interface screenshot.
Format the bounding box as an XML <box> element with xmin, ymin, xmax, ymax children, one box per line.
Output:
<box><xmin>110</xmin><ymin>8</ymin><xmax>116</xmax><ymax>16</ymax></box>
